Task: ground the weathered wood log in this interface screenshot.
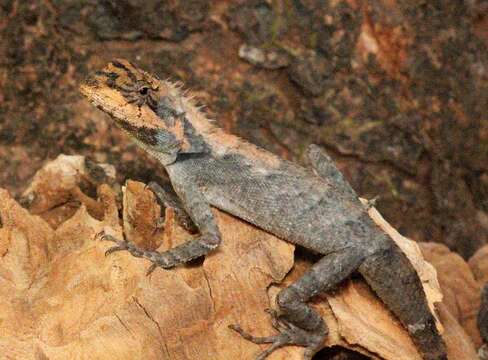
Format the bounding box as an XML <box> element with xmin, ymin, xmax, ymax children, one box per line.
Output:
<box><xmin>0</xmin><ymin>155</ymin><xmax>478</xmax><ymax>359</ymax></box>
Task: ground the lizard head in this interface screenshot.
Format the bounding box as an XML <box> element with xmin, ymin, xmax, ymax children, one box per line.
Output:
<box><xmin>80</xmin><ymin>59</ymin><xmax>209</xmax><ymax>165</ymax></box>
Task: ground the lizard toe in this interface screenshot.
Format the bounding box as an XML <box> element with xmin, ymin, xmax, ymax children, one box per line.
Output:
<box><xmin>146</xmin><ymin>263</ymin><xmax>158</xmax><ymax>276</ymax></box>
<box><xmin>229</xmin><ymin>313</ymin><xmax>324</xmax><ymax>360</ymax></box>
<box><xmin>94</xmin><ymin>230</ymin><xmax>107</xmax><ymax>241</ymax></box>
<box><xmin>98</xmin><ymin>232</ymin><xmax>119</xmax><ymax>243</ymax></box>
<box><xmin>104</xmin><ymin>243</ymin><xmax>129</xmax><ymax>257</ymax></box>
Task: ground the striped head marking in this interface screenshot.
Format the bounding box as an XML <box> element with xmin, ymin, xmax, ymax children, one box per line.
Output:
<box><xmin>81</xmin><ymin>59</ymin><xmax>207</xmax><ymax>164</ymax></box>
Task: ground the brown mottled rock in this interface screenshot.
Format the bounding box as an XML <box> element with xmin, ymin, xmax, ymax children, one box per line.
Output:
<box><xmin>1</xmin><ymin>0</ymin><xmax>486</xmax><ymax>264</ymax></box>
<box><xmin>0</xmin><ymin>155</ymin><xmax>476</xmax><ymax>359</ymax></box>
<box><xmin>468</xmin><ymin>244</ymin><xmax>488</xmax><ymax>355</ymax></box>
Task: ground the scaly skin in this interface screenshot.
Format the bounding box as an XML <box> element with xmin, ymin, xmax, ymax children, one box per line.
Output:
<box><xmin>478</xmin><ymin>284</ymin><xmax>488</xmax><ymax>359</ymax></box>
<box><xmin>80</xmin><ymin>59</ymin><xmax>447</xmax><ymax>360</ymax></box>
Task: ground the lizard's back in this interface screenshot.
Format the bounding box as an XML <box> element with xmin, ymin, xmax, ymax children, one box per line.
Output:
<box><xmin>80</xmin><ymin>60</ymin><xmax>448</xmax><ymax>360</ymax></box>
<box><xmin>167</xmin><ymin>149</ymin><xmax>383</xmax><ymax>254</ymax></box>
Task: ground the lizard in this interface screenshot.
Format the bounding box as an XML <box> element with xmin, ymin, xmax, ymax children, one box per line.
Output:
<box><xmin>80</xmin><ymin>59</ymin><xmax>447</xmax><ymax>360</ymax></box>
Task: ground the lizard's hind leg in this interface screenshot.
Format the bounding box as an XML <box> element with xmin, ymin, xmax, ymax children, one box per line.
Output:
<box><xmin>230</xmin><ymin>247</ymin><xmax>365</xmax><ymax>360</ymax></box>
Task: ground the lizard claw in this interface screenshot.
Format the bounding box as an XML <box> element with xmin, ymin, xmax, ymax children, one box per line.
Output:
<box><xmin>104</xmin><ymin>242</ymin><xmax>130</xmax><ymax>257</ymax></box>
<box><xmin>100</xmin><ymin>234</ymin><xmax>120</xmax><ymax>243</ymax></box>
<box><xmin>94</xmin><ymin>230</ymin><xmax>107</xmax><ymax>241</ymax></box>
<box><xmin>98</xmin><ymin>232</ymin><xmax>130</xmax><ymax>256</ymax></box>
<box><xmin>146</xmin><ymin>263</ymin><xmax>158</xmax><ymax>276</ymax></box>
<box><xmin>95</xmin><ymin>230</ymin><xmax>119</xmax><ymax>243</ymax></box>
<box><xmin>229</xmin><ymin>310</ymin><xmax>324</xmax><ymax>360</ymax></box>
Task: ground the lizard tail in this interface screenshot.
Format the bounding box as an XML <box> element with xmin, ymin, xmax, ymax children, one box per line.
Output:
<box><xmin>358</xmin><ymin>242</ymin><xmax>447</xmax><ymax>360</ymax></box>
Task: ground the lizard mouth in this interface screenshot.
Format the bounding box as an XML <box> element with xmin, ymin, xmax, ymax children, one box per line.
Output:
<box><xmin>80</xmin><ymin>60</ymin><xmax>173</xmax><ymax>132</ymax></box>
<box><xmin>80</xmin><ymin>71</ymin><xmax>110</xmax><ymax>108</ymax></box>
<box><xmin>79</xmin><ymin>60</ymin><xmax>141</xmax><ymax>122</ymax></box>
<box><xmin>80</xmin><ymin>74</ymin><xmax>121</xmax><ymax>118</ymax></box>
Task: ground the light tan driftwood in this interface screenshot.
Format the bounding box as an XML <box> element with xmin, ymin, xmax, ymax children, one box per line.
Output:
<box><xmin>0</xmin><ymin>155</ymin><xmax>477</xmax><ymax>359</ymax></box>
<box><xmin>421</xmin><ymin>242</ymin><xmax>482</xmax><ymax>348</ymax></box>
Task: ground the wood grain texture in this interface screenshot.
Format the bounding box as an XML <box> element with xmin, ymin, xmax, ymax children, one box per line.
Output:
<box><xmin>0</xmin><ymin>155</ymin><xmax>478</xmax><ymax>359</ymax></box>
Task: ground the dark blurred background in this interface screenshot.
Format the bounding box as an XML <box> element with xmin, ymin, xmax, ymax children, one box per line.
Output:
<box><xmin>0</xmin><ymin>0</ymin><xmax>487</xmax><ymax>258</ymax></box>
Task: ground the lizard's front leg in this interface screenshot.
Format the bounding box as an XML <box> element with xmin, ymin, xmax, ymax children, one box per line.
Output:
<box><xmin>146</xmin><ymin>181</ymin><xmax>198</xmax><ymax>233</ymax></box>
<box><xmin>230</xmin><ymin>247</ymin><xmax>364</xmax><ymax>360</ymax></box>
<box><xmin>100</xmin><ymin>178</ymin><xmax>221</xmax><ymax>275</ymax></box>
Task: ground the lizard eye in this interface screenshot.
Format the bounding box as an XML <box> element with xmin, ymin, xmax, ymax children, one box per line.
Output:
<box><xmin>139</xmin><ymin>86</ymin><xmax>149</xmax><ymax>95</ymax></box>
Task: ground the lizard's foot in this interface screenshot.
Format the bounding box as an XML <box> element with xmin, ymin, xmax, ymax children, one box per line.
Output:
<box><xmin>96</xmin><ymin>231</ymin><xmax>168</xmax><ymax>273</ymax></box>
<box><xmin>229</xmin><ymin>309</ymin><xmax>325</xmax><ymax>360</ymax></box>
<box><xmin>96</xmin><ymin>231</ymin><xmax>144</xmax><ymax>258</ymax></box>
<box><xmin>95</xmin><ymin>230</ymin><xmax>215</xmax><ymax>274</ymax></box>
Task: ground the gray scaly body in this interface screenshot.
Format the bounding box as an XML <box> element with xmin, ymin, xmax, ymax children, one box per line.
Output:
<box><xmin>81</xmin><ymin>60</ymin><xmax>447</xmax><ymax>360</ymax></box>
